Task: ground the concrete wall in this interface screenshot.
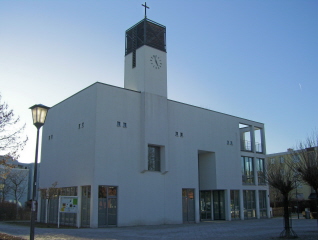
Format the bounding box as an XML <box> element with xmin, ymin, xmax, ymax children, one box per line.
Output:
<box><xmin>124</xmin><ymin>46</ymin><xmax>167</xmax><ymax>97</ymax></box>
<box><xmin>39</xmin><ymin>81</ymin><xmax>268</xmax><ymax>227</ymax></box>
<box><xmin>40</xmin><ymin>84</ymin><xmax>98</xmax><ymax>188</ymax></box>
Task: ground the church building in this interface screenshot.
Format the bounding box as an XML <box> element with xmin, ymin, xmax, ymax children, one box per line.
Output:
<box><xmin>38</xmin><ymin>13</ymin><xmax>269</xmax><ymax>228</ymax></box>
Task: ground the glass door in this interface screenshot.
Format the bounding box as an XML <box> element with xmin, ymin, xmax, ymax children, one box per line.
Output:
<box><xmin>213</xmin><ymin>190</ymin><xmax>225</xmax><ymax>220</ymax></box>
<box><xmin>182</xmin><ymin>189</ymin><xmax>195</xmax><ymax>222</ymax></box>
<box><xmin>200</xmin><ymin>191</ymin><xmax>212</xmax><ymax>220</ymax></box>
<box><xmin>98</xmin><ymin>186</ymin><xmax>117</xmax><ymax>227</ymax></box>
<box><xmin>230</xmin><ymin>190</ymin><xmax>240</xmax><ymax>220</ymax></box>
<box><xmin>243</xmin><ymin>190</ymin><xmax>256</xmax><ymax>219</ymax></box>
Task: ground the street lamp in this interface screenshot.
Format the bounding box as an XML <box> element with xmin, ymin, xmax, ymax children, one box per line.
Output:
<box><xmin>29</xmin><ymin>104</ymin><xmax>50</xmax><ymax>240</ymax></box>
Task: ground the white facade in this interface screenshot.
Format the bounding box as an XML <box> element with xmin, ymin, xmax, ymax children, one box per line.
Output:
<box><xmin>38</xmin><ymin>18</ymin><xmax>269</xmax><ymax>227</ymax></box>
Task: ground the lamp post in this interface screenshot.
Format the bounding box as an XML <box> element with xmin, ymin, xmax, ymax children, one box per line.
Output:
<box><xmin>29</xmin><ymin>104</ymin><xmax>50</xmax><ymax>240</ymax></box>
<box><xmin>295</xmin><ymin>179</ymin><xmax>299</xmax><ymax>219</ymax></box>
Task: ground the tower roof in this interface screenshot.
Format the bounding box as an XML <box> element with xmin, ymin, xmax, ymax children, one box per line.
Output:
<box><xmin>125</xmin><ymin>18</ymin><xmax>166</xmax><ymax>55</ymax></box>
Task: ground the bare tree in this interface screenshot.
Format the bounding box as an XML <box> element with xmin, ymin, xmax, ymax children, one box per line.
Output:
<box><xmin>7</xmin><ymin>169</ymin><xmax>28</xmax><ymax>218</ymax></box>
<box><xmin>0</xmin><ymin>94</ymin><xmax>28</xmax><ymax>160</ymax></box>
<box><xmin>0</xmin><ymin>167</ymin><xmax>11</xmax><ymax>202</ymax></box>
<box><xmin>269</xmin><ymin>186</ymin><xmax>283</xmax><ymax>208</ymax></box>
<box><xmin>290</xmin><ymin>132</ymin><xmax>318</xmax><ymax>225</ymax></box>
<box><xmin>40</xmin><ymin>181</ymin><xmax>59</xmax><ymax>224</ymax></box>
<box><xmin>265</xmin><ymin>160</ymin><xmax>298</xmax><ymax>238</ymax></box>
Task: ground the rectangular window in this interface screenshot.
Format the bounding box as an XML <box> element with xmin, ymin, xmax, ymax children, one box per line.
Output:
<box><xmin>293</xmin><ymin>155</ymin><xmax>300</xmax><ymax>163</ymax></box>
<box><xmin>279</xmin><ymin>156</ymin><xmax>284</xmax><ymax>163</ymax></box>
<box><xmin>259</xmin><ymin>190</ymin><xmax>267</xmax><ymax>218</ymax></box>
<box><xmin>81</xmin><ymin>186</ymin><xmax>91</xmax><ymax>227</ymax></box>
<box><xmin>148</xmin><ymin>145</ymin><xmax>160</xmax><ymax>171</ymax></box>
<box><xmin>243</xmin><ymin>190</ymin><xmax>256</xmax><ymax>219</ymax></box>
<box><xmin>40</xmin><ymin>186</ymin><xmax>78</xmax><ymax>226</ymax></box>
<box><xmin>242</xmin><ymin>156</ymin><xmax>254</xmax><ymax>184</ymax></box>
<box><xmin>271</xmin><ymin>158</ymin><xmax>275</xmax><ymax>164</ymax></box>
<box><xmin>230</xmin><ymin>190</ymin><xmax>240</xmax><ymax>220</ymax></box>
<box><xmin>132</xmin><ymin>50</ymin><xmax>136</xmax><ymax>68</ymax></box>
<box><xmin>239</xmin><ymin>123</ymin><xmax>252</xmax><ymax>151</ymax></box>
<box><xmin>254</xmin><ymin>127</ymin><xmax>263</xmax><ymax>153</ymax></box>
<box><xmin>256</xmin><ymin>158</ymin><xmax>265</xmax><ymax>185</ymax></box>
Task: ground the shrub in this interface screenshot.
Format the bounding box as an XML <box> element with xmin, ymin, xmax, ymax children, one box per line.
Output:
<box><xmin>0</xmin><ymin>202</ymin><xmax>17</xmax><ymax>220</ymax></box>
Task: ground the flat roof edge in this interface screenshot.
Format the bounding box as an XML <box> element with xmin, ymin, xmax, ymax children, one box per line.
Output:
<box><xmin>50</xmin><ymin>82</ymin><xmax>264</xmax><ymax>125</ymax></box>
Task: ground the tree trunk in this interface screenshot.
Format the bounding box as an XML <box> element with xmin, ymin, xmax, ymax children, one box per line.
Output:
<box><xmin>283</xmin><ymin>194</ymin><xmax>291</xmax><ymax>237</ymax></box>
<box><xmin>278</xmin><ymin>195</ymin><xmax>298</xmax><ymax>238</ymax></box>
<box><xmin>315</xmin><ymin>189</ymin><xmax>318</xmax><ymax>227</ymax></box>
<box><xmin>15</xmin><ymin>193</ymin><xmax>19</xmax><ymax>220</ymax></box>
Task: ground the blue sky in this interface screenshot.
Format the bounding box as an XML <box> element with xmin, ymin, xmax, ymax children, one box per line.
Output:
<box><xmin>0</xmin><ymin>0</ymin><xmax>317</xmax><ymax>163</ymax></box>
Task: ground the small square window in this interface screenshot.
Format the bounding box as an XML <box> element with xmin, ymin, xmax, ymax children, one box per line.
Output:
<box><xmin>175</xmin><ymin>132</ymin><xmax>179</xmax><ymax>137</ymax></box>
<box><xmin>271</xmin><ymin>158</ymin><xmax>275</xmax><ymax>164</ymax></box>
<box><xmin>123</xmin><ymin>122</ymin><xmax>127</xmax><ymax>128</ymax></box>
<box><xmin>117</xmin><ymin>121</ymin><xmax>121</xmax><ymax>127</ymax></box>
<box><xmin>180</xmin><ymin>132</ymin><xmax>183</xmax><ymax>137</ymax></box>
<box><xmin>280</xmin><ymin>156</ymin><xmax>284</xmax><ymax>163</ymax></box>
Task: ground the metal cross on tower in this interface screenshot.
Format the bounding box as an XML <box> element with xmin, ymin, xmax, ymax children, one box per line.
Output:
<box><xmin>142</xmin><ymin>2</ymin><xmax>149</xmax><ymax>18</ymax></box>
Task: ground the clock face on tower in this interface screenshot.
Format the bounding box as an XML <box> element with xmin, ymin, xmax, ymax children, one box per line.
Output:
<box><xmin>150</xmin><ymin>55</ymin><xmax>162</xmax><ymax>69</ymax></box>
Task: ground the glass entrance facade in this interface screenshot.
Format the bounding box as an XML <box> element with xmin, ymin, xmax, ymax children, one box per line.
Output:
<box><xmin>200</xmin><ymin>190</ymin><xmax>225</xmax><ymax>220</ymax></box>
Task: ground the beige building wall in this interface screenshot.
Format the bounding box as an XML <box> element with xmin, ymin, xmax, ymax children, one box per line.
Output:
<box><xmin>266</xmin><ymin>150</ymin><xmax>314</xmax><ymax>202</ymax></box>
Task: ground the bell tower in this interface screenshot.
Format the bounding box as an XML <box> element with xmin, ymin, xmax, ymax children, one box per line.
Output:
<box><xmin>124</xmin><ymin>9</ymin><xmax>167</xmax><ymax>97</ymax></box>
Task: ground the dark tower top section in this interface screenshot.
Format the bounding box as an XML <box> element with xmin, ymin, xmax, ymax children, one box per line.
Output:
<box><xmin>125</xmin><ymin>18</ymin><xmax>166</xmax><ymax>55</ymax></box>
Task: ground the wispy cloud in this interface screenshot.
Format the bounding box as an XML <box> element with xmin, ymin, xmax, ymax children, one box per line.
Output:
<box><xmin>299</xmin><ymin>83</ymin><xmax>302</xmax><ymax>91</ymax></box>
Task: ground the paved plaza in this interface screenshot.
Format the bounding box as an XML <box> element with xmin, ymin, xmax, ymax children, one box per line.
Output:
<box><xmin>0</xmin><ymin>217</ymin><xmax>317</xmax><ymax>240</ymax></box>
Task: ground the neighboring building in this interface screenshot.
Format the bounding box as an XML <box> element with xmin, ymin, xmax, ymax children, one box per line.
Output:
<box><xmin>38</xmin><ymin>16</ymin><xmax>269</xmax><ymax>228</ymax></box>
<box><xmin>266</xmin><ymin>149</ymin><xmax>314</xmax><ymax>204</ymax></box>
<box><xmin>0</xmin><ymin>156</ymin><xmax>31</xmax><ymax>207</ymax></box>
<box><xmin>21</xmin><ymin>162</ymin><xmax>35</xmax><ymax>202</ymax></box>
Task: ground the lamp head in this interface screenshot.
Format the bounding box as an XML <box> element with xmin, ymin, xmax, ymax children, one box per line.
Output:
<box><xmin>29</xmin><ymin>104</ymin><xmax>50</xmax><ymax>129</ymax></box>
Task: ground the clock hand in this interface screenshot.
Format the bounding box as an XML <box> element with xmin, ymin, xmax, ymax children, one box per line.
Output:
<box><xmin>155</xmin><ymin>57</ymin><xmax>158</xmax><ymax>66</ymax></box>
